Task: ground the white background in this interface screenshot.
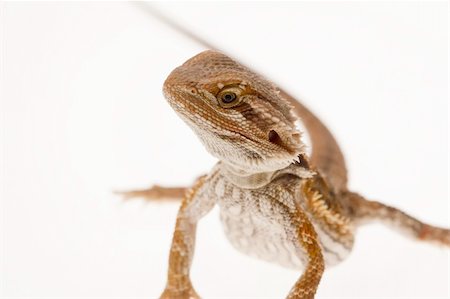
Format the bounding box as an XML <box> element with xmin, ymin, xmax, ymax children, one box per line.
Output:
<box><xmin>1</xmin><ymin>2</ymin><xmax>448</xmax><ymax>298</ymax></box>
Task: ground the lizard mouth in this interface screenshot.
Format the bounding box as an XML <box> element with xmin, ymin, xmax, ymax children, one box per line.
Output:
<box><xmin>214</xmin><ymin>126</ymin><xmax>298</xmax><ymax>158</ymax></box>
<box><xmin>169</xmin><ymin>89</ymin><xmax>299</xmax><ymax>158</ymax></box>
<box><xmin>220</xmin><ymin>129</ymin><xmax>296</xmax><ymax>155</ymax></box>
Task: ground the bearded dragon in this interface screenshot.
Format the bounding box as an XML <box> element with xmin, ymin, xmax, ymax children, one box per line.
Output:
<box><xmin>118</xmin><ymin>5</ymin><xmax>450</xmax><ymax>299</ymax></box>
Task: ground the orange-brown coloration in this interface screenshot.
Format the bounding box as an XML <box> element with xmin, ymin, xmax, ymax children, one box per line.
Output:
<box><xmin>160</xmin><ymin>176</ymin><xmax>206</xmax><ymax>299</ymax></box>
<box><xmin>115</xmin><ymin>185</ymin><xmax>186</xmax><ymax>201</ymax></box>
<box><xmin>280</xmin><ymin>90</ymin><xmax>348</xmax><ymax>192</ymax></box>
<box><xmin>287</xmin><ymin>208</ymin><xmax>325</xmax><ymax>298</ymax></box>
<box><xmin>120</xmin><ymin>50</ymin><xmax>449</xmax><ymax>299</ymax></box>
<box><xmin>302</xmin><ymin>178</ymin><xmax>353</xmax><ymax>237</ymax></box>
<box><xmin>345</xmin><ymin>192</ymin><xmax>450</xmax><ymax>247</ymax></box>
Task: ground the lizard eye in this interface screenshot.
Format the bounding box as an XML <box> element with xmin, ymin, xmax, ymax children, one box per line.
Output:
<box><xmin>217</xmin><ymin>87</ymin><xmax>242</xmax><ymax>108</ymax></box>
<box><xmin>221</xmin><ymin>92</ymin><xmax>236</xmax><ymax>103</ymax></box>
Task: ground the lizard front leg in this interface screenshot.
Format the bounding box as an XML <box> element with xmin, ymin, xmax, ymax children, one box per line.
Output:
<box><xmin>116</xmin><ymin>176</ymin><xmax>206</xmax><ymax>201</ymax></box>
<box><xmin>116</xmin><ymin>185</ymin><xmax>186</xmax><ymax>201</ymax></box>
<box><xmin>160</xmin><ymin>175</ymin><xmax>214</xmax><ymax>299</ymax></box>
<box><xmin>287</xmin><ymin>208</ymin><xmax>325</xmax><ymax>299</ymax></box>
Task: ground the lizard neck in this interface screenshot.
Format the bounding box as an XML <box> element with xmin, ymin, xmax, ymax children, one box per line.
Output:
<box><xmin>220</xmin><ymin>161</ymin><xmax>315</xmax><ymax>190</ymax></box>
<box><xmin>221</xmin><ymin>163</ymin><xmax>276</xmax><ymax>189</ymax></box>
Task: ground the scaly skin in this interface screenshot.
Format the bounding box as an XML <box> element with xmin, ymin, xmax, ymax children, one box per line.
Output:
<box><xmin>121</xmin><ymin>50</ymin><xmax>449</xmax><ymax>298</ymax></box>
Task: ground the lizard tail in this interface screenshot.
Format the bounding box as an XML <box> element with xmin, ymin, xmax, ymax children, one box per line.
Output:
<box><xmin>279</xmin><ymin>89</ymin><xmax>348</xmax><ymax>193</ymax></box>
<box><xmin>345</xmin><ymin>192</ymin><xmax>450</xmax><ymax>247</ymax></box>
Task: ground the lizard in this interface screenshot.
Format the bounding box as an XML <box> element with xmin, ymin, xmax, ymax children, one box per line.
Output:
<box><xmin>118</xmin><ymin>5</ymin><xmax>450</xmax><ymax>299</ymax></box>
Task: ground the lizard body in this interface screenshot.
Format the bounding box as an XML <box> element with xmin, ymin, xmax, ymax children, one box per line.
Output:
<box><xmin>214</xmin><ymin>164</ymin><xmax>353</xmax><ymax>269</ymax></box>
<box><xmin>121</xmin><ymin>50</ymin><xmax>449</xmax><ymax>298</ymax></box>
<box><xmin>118</xmin><ymin>6</ymin><xmax>450</xmax><ymax>298</ymax></box>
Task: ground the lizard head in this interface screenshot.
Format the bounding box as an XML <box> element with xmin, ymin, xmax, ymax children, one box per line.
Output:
<box><xmin>163</xmin><ymin>50</ymin><xmax>305</xmax><ymax>172</ymax></box>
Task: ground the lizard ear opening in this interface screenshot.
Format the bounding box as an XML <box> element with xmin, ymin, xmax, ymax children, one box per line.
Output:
<box><xmin>268</xmin><ymin>130</ymin><xmax>299</xmax><ymax>155</ymax></box>
<box><xmin>268</xmin><ymin>130</ymin><xmax>282</xmax><ymax>146</ymax></box>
